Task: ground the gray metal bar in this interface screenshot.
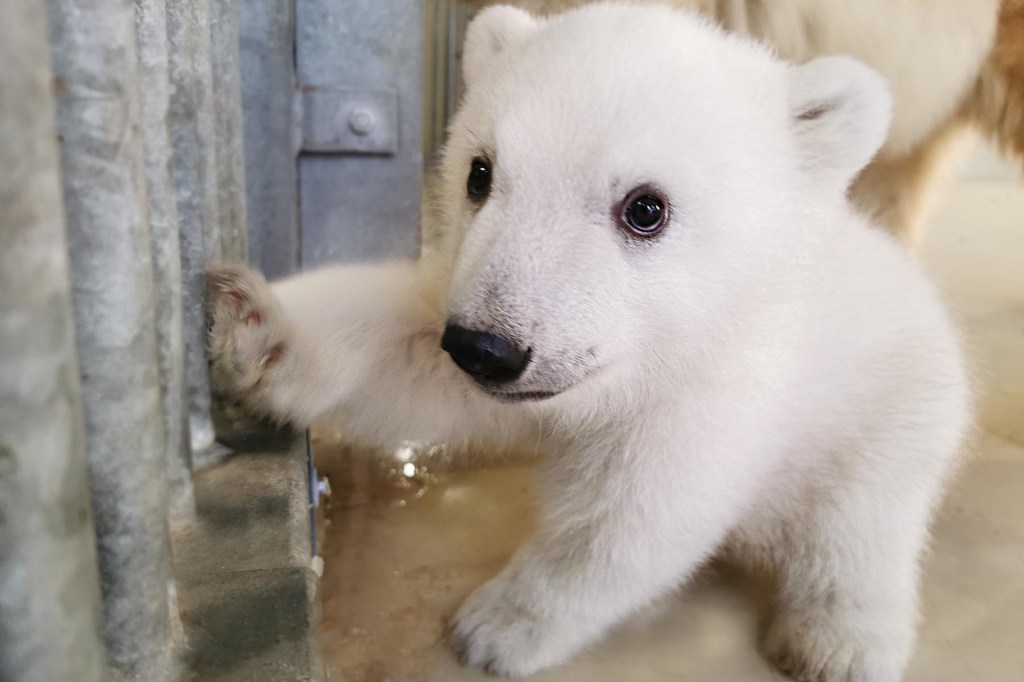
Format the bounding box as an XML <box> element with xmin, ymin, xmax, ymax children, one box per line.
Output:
<box><xmin>167</xmin><ymin>0</ymin><xmax>223</xmax><ymax>462</ymax></box>
<box><xmin>211</xmin><ymin>0</ymin><xmax>250</xmax><ymax>263</ymax></box>
<box><xmin>296</xmin><ymin>0</ymin><xmax>424</xmax><ymax>266</ymax></box>
<box><xmin>239</xmin><ymin>0</ymin><xmax>300</xmax><ymax>279</ymax></box>
<box><xmin>136</xmin><ymin>0</ymin><xmax>194</xmax><ymax>513</ymax></box>
<box><xmin>47</xmin><ymin>0</ymin><xmax>179</xmax><ymax>679</ymax></box>
<box><xmin>0</xmin><ymin>4</ymin><xmax>109</xmax><ymax>681</ymax></box>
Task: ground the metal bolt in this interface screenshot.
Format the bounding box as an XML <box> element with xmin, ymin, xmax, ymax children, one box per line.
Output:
<box><xmin>317</xmin><ymin>476</ymin><xmax>332</xmax><ymax>500</ymax></box>
<box><xmin>348</xmin><ymin>107</ymin><xmax>376</xmax><ymax>136</ymax></box>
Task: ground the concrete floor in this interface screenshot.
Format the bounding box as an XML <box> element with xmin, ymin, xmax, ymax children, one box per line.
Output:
<box><xmin>315</xmin><ymin>148</ymin><xmax>1024</xmax><ymax>681</ymax></box>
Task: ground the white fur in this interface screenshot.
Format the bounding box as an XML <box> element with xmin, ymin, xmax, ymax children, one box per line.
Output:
<box><xmin>718</xmin><ymin>0</ymin><xmax>1000</xmax><ymax>158</ymax></box>
<box><xmin>207</xmin><ymin>5</ymin><xmax>970</xmax><ymax>681</ymax></box>
<box><xmin>468</xmin><ymin>0</ymin><xmax>1002</xmax><ymax>160</ymax></box>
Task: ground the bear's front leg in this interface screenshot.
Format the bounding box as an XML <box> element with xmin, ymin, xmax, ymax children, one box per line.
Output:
<box><xmin>450</xmin><ymin>428</ymin><xmax>761</xmax><ymax>677</ymax></box>
<box><xmin>207</xmin><ymin>261</ymin><xmax>536</xmax><ymax>447</ymax></box>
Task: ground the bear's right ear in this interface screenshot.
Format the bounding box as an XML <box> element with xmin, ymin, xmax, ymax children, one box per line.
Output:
<box><xmin>462</xmin><ymin>6</ymin><xmax>542</xmax><ymax>89</ymax></box>
<box><xmin>788</xmin><ymin>56</ymin><xmax>893</xmax><ymax>192</ymax></box>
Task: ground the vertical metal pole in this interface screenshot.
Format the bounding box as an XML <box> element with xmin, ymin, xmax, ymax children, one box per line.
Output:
<box><xmin>136</xmin><ymin>0</ymin><xmax>194</xmax><ymax>513</ymax></box>
<box><xmin>0</xmin><ymin>4</ymin><xmax>109</xmax><ymax>681</ymax></box>
<box><xmin>166</xmin><ymin>0</ymin><xmax>223</xmax><ymax>464</ymax></box>
<box><xmin>211</xmin><ymin>0</ymin><xmax>250</xmax><ymax>264</ymax></box>
<box><xmin>238</xmin><ymin>0</ymin><xmax>299</xmax><ymax>279</ymax></box>
<box><xmin>47</xmin><ymin>0</ymin><xmax>178</xmax><ymax>679</ymax></box>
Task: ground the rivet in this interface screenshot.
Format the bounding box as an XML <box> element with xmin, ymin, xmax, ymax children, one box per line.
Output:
<box><xmin>348</xmin><ymin>108</ymin><xmax>376</xmax><ymax>136</ymax></box>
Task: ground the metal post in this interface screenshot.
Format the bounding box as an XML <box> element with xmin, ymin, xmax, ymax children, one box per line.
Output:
<box><xmin>211</xmin><ymin>0</ymin><xmax>250</xmax><ymax>264</ymax></box>
<box><xmin>47</xmin><ymin>0</ymin><xmax>179</xmax><ymax>678</ymax></box>
<box><xmin>0</xmin><ymin>4</ymin><xmax>109</xmax><ymax>681</ymax></box>
<box><xmin>136</xmin><ymin>0</ymin><xmax>194</xmax><ymax>513</ymax></box>
<box><xmin>239</xmin><ymin>0</ymin><xmax>299</xmax><ymax>279</ymax></box>
<box><xmin>167</xmin><ymin>0</ymin><xmax>223</xmax><ymax>464</ymax></box>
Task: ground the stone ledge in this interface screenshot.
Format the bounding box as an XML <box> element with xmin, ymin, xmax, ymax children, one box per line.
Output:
<box><xmin>172</xmin><ymin>424</ymin><xmax>324</xmax><ymax>681</ymax></box>
<box><xmin>179</xmin><ymin>567</ymin><xmax>322</xmax><ymax>682</ymax></box>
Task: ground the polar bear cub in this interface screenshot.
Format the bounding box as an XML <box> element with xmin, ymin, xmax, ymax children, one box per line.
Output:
<box><xmin>207</xmin><ymin>4</ymin><xmax>970</xmax><ymax>680</ymax></box>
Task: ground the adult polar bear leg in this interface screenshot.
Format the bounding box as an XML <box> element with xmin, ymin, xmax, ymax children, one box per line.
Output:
<box><xmin>449</xmin><ymin>418</ymin><xmax>767</xmax><ymax>678</ymax></box>
<box><xmin>206</xmin><ymin>262</ymin><xmax>532</xmax><ymax>448</ymax></box>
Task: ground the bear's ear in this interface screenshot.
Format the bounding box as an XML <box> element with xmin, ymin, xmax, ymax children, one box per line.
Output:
<box><xmin>462</xmin><ymin>6</ymin><xmax>542</xmax><ymax>89</ymax></box>
<box><xmin>788</xmin><ymin>56</ymin><xmax>893</xmax><ymax>190</ymax></box>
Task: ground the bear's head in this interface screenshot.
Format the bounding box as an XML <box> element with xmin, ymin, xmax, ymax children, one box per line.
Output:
<box><xmin>437</xmin><ymin>3</ymin><xmax>891</xmax><ymax>406</ymax></box>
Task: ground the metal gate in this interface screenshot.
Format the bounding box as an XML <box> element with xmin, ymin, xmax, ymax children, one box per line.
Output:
<box><xmin>1</xmin><ymin>1</ymin><xmax>471</xmax><ymax>680</ymax></box>
<box><xmin>241</xmin><ymin>0</ymin><xmax>469</xmax><ymax>277</ymax></box>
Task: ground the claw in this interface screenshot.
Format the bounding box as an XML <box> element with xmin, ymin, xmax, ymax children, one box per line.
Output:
<box><xmin>258</xmin><ymin>343</ymin><xmax>284</xmax><ymax>369</ymax></box>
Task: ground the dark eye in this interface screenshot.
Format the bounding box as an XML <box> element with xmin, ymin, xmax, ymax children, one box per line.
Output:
<box><xmin>619</xmin><ymin>187</ymin><xmax>668</xmax><ymax>236</ymax></box>
<box><xmin>467</xmin><ymin>156</ymin><xmax>492</xmax><ymax>200</ymax></box>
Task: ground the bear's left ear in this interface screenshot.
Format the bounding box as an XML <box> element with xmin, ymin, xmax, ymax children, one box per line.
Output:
<box><xmin>462</xmin><ymin>6</ymin><xmax>542</xmax><ymax>90</ymax></box>
<box><xmin>788</xmin><ymin>56</ymin><xmax>893</xmax><ymax>191</ymax></box>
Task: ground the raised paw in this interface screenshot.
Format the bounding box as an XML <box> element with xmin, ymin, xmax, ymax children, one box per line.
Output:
<box><xmin>206</xmin><ymin>264</ymin><xmax>296</xmax><ymax>419</ymax></box>
<box><xmin>449</xmin><ymin>577</ymin><xmax>585</xmax><ymax>678</ymax></box>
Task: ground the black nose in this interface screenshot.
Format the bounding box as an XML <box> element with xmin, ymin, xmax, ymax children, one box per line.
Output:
<box><xmin>441</xmin><ymin>325</ymin><xmax>530</xmax><ymax>384</ymax></box>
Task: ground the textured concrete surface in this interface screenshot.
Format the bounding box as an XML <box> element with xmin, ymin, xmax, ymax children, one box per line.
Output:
<box><xmin>0</xmin><ymin>3</ymin><xmax>108</xmax><ymax>679</ymax></box>
<box><xmin>176</xmin><ymin>438</ymin><xmax>311</xmax><ymax>576</ymax></box>
<box><xmin>47</xmin><ymin>0</ymin><xmax>178</xmax><ymax>678</ymax></box>
<box><xmin>174</xmin><ymin>423</ymin><xmax>324</xmax><ymax>682</ymax></box>
<box><xmin>180</xmin><ymin>568</ymin><xmax>321</xmax><ymax>682</ymax></box>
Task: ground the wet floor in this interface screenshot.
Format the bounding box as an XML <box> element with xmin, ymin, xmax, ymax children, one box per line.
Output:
<box><xmin>315</xmin><ymin>147</ymin><xmax>1024</xmax><ymax>681</ymax></box>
